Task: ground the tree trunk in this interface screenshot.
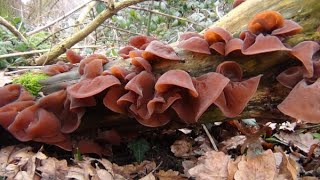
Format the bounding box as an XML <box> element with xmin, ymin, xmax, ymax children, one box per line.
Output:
<box><xmin>39</xmin><ymin>0</ymin><xmax>320</xmax><ymax>132</ymax></box>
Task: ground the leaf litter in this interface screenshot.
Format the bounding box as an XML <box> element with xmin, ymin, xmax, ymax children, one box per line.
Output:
<box><xmin>1</xmin><ymin>120</ymin><xmax>320</xmax><ymax>179</ymax></box>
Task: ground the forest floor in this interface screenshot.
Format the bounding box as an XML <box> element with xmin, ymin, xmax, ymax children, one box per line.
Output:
<box><xmin>1</xmin><ymin>116</ymin><xmax>320</xmax><ymax>180</ymax></box>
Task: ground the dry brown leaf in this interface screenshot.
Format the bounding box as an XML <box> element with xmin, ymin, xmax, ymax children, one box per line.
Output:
<box><xmin>37</xmin><ymin>157</ymin><xmax>69</xmax><ymax>180</ymax></box>
<box><xmin>0</xmin><ymin>146</ymin><xmax>15</xmax><ymax>176</ymax></box>
<box><xmin>275</xmin><ymin>147</ymin><xmax>299</xmax><ymax>180</ymax></box>
<box><xmin>171</xmin><ymin>139</ymin><xmax>193</xmax><ymax>157</ymax></box>
<box><xmin>113</xmin><ymin>161</ymin><xmax>156</xmax><ymax>179</ymax></box>
<box><xmin>234</xmin><ymin>149</ymin><xmax>276</xmax><ymax>180</ymax></box>
<box><xmin>66</xmin><ymin>167</ymin><xmax>88</xmax><ymax>180</ymax></box>
<box><xmin>139</xmin><ymin>173</ymin><xmax>156</xmax><ymax>180</ymax></box>
<box><xmin>275</xmin><ymin>132</ymin><xmax>320</xmax><ymax>155</ymax></box>
<box><xmin>95</xmin><ymin>169</ymin><xmax>114</xmax><ymax>180</ymax></box>
<box><xmin>219</xmin><ymin>135</ymin><xmax>246</xmax><ymax>152</ymax></box>
<box><xmin>156</xmin><ymin>169</ymin><xmax>186</xmax><ymax>180</ymax></box>
<box><xmin>182</xmin><ymin>160</ymin><xmax>196</xmax><ymax>177</ymax></box>
<box><xmin>188</xmin><ymin>151</ymin><xmax>230</xmax><ymax>180</ymax></box>
<box><xmin>227</xmin><ymin>156</ymin><xmax>241</xmax><ymax>180</ymax></box>
<box><xmin>1</xmin><ymin>146</ymin><xmax>35</xmax><ymax>178</ymax></box>
<box><xmin>14</xmin><ymin>171</ymin><xmax>33</xmax><ymax>180</ymax></box>
<box><xmin>301</xmin><ymin>176</ymin><xmax>319</xmax><ymax>180</ymax></box>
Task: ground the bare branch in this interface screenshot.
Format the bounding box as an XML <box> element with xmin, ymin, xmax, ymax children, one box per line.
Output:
<box><xmin>34</xmin><ymin>0</ymin><xmax>147</xmax><ymax>65</ymax></box>
<box><xmin>0</xmin><ymin>16</ymin><xmax>28</xmax><ymax>44</ymax></box>
<box><xmin>0</xmin><ymin>45</ymin><xmax>105</xmax><ymax>59</ymax></box>
<box><xmin>26</xmin><ymin>0</ymin><xmax>93</xmax><ymax>36</ymax></box>
<box><xmin>102</xmin><ymin>24</ymin><xmax>143</xmax><ymax>36</ymax></box>
<box><xmin>129</xmin><ymin>6</ymin><xmax>205</xmax><ymax>28</ymax></box>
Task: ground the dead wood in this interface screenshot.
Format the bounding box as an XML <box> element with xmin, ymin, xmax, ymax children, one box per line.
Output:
<box><xmin>39</xmin><ymin>0</ymin><xmax>320</xmax><ymax>131</ymax></box>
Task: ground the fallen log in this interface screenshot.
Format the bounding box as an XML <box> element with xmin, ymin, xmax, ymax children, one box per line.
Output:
<box><xmin>39</xmin><ymin>0</ymin><xmax>320</xmax><ymax>130</ymax></box>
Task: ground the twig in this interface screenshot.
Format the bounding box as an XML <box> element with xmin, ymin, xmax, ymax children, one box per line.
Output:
<box><xmin>36</xmin><ymin>24</ymin><xmax>89</xmax><ymax>47</ymax></box>
<box><xmin>0</xmin><ymin>45</ymin><xmax>105</xmax><ymax>59</ymax></box>
<box><xmin>129</xmin><ymin>6</ymin><xmax>205</xmax><ymax>28</ymax></box>
<box><xmin>26</xmin><ymin>0</ymin><xmax>93</xmax><ymax>36</ymax></box>
<box><xmin>34</xmin><ymin>0</ymin><xmax>147</xmax><ymax>65</ymax></box>
<box><xmin>0</xmin><ymin>16</ymin><xmax>28</xmax><ymax>44</ymax></box>
<box><xmin>202</xmin><ymin>124</ymin><xmax>218</xmax><ymax>151</ymax></box>
<box><xmin>102</xmin><ymin>24</ymin><xmax>143</xmax><ymax>36</ymax></box>
<box><xmin>74</xmin><ymin>1</ymin><xmax>98</xmax><ymax>33</ymax></box>
<box><xmin>146</xmin><ymin>0</ymin><xmax>154</xmax><ymax>35</ymax></box>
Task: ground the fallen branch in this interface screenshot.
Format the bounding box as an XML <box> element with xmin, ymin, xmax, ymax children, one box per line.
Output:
<box><xmin>34</xmin><ymin>0</ymin><xmax>147</xmax><ymax>65</ymax></box>
<box><xmin>39</xmin><ymin>0</ymin><xmax>320</xmax><ymax>132</ymax></box>
<box><xmin>0</xmin><ymin>16</ymin><xmax>28</xmax><ymax>44</ymax></box>
<box><xmin>0</xmin><ymin>45</ymin><xmax>105</xmax><ymax>59</ymax></box>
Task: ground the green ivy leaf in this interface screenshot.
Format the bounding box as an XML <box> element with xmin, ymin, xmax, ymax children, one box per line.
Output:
<box><xmin>96</xmin><ymin>2</ymin><xmax>106</xmax><ymax>14</ymax></box>
<box><xmin>128</xmin><ymin>138</ymin><xmax>150</xmax><ymax>162</ymax></box>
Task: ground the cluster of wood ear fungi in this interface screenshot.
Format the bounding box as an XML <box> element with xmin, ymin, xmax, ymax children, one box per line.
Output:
<box><xmin>0</xmin><ymin>10</ymin><xmax>318</xmax><ymax>153</ymax></box>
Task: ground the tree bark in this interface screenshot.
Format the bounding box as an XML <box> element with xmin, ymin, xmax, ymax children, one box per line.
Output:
<box><xmin>39</xmin><ymin>0</ymin><xmax>320</xmax><ymax>131</ymax></box>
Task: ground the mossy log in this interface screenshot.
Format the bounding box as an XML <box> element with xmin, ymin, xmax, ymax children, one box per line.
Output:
<box><xmin>40</xmin><ymin>0</ymin><xmax>320</xmax><ymax>132</ymax></box>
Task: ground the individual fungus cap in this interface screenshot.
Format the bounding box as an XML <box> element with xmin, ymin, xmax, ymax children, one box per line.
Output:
<box><xmin>225</xmin><ymin>38</ymin><xmax>243</xmax><ymax>56</ymax></box>
<box><xmin>178</xmin><ymin>32</ymin><xmax>203</xmax><ymax>41</ymax></box>
<box><xmin>155</xmin><ymin>70</ymin><xmax>199</xmax><ymax>97</ymax></box>
<box><xmin>242</xmin><ymin>34</ymin><xmax>291</xmax><ymax>55</ymax></box>
<box><xmin>129</xmin><ymin>35</ymin><xmax>156</xmax><ymax>49</ymax></box>
<box><xmin>142</xmin><ymin>41</ymin><xmax>181</xmax><ymax>61</ymax></box>
<box><xmin>278</xmin><ymin>79</ymin><xmax>320</xmax><ymax>123</ymax></box>
<box><xmin>66</xmin><ymin>49</ymin><xmax>83</xmax><ymax>64</ymax></box>
<box><xmin>42</xmin><ymin>61</ymin><xmax>73</xmax><ymax>76</ymax></box>
<box><xmin>216</xmin><ymin>61</ymin><xmax>243</xmax><ymax>81</ymax></box>
<box><xmin>214</xmin><ymin>75</ymin><xmax>262</xmax><ymax>118</ymax></box>
<box><xmin>289</xmin><ymin>41</ymin><xmax>320</xmax><ymax>78</ymax></box>
<box><xmin>118</xmin><ymin>46</ymin><xmax>136</xmax><ymax>59</ymax></box>
<box><xmin>248</xmin><ymin>10</ymin><xmax>284</xmax><ymax>34</ymax></box>
<box><xmin>131</xmin><ymin>57</ymin><xmax>152</xmax><ymax>72</ymax></box>
<box><xmin>203</xmin><ymin>27</ymin><xmax>232</xmax><ymax>45</ymax></box>
<box><xmin>276</xmin><ymin>66</ymin><xmax>304</xmax><ymax>89</ymax></box>
<box><xmin>78</xmin><ymin>54</ymin><xmax>108</xmax><ymax>75</ymax></box>
<box><xmin>67</xmin><ymin>75</ymin><xmax>121</xmax><ymax>98</ymax></box>
<box><xmin>271</xmin><ymin>20</ymin><xmax>302</xmax><ymax>37</ymax></box>
<box><xmin>177</xmin><ymin>37</ymin><xmax>211</xmax><ymax>54</ymax></box>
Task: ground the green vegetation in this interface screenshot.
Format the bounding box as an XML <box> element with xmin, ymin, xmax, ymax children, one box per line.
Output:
<box><xmin>13</xmin><ymin>72</ymin><xmax>48</xmax><ymax>96</ymax></box>
<box><xmin>128</xmin><ymin>138</ymin><xmax>150</xmax><ymax>162</ymax></box>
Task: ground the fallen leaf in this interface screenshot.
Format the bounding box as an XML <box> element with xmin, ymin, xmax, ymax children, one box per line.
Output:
<box><xmin>156</xmin><ymin>169</ymin><xmax>186</xmax><ymax>180</ymax></box>
<box><xmin>95</xmin><ymin>169</ymin><xmax>114</xmax><ymax>180</ymax></box>
<box><xmin>37</xmin><ymin>157</ymin><xmax>69</xmax><ymax>180</ymax></box>
<box><xmin>0</xmin><ymin>146</ymin><xmax>15</xmax><ymax>176</ymax></box>
<box><xmin>275</xmin><ymin>147</ymin><xmax>299</xmax><ymax>180</ymax></box>
<box><xmin>227</xmin><ymin>156</ymin><xmax>241</xmax><ymax>180</ymax></box>
<box><xmin>171</xmin><ymin>139</ymin><xmax>193</xmax><ymax>157</ymax></box>
<box><xmin>113</xmin><ymin>161</ymin><xmax>156</xmax><ymax>179</ymax></box>
<box><xmin>139</xmin><ymin>173</ymin><xmax>156</xmax><ymax>180</ymax></box>
<box><xmin>14</xmin><ymin>171</ymin><xmax>33</xmax><ymax>180</ymax></box>
<box><xmin>219</xmin><ymin>135</ymin><xmax>246</xmax><ymax>152</ymax></box>
<box><xmin>182</xmin><ymin>160</ymin><xmax>196</xmax><ymax>177</ymax></box>
<box><xmin>234</xmin><ymin>149</ymin><xmax>276</xmax><ymax>180</ymax></box>
<box><xmin>189</xmin><ymin>151</ymin><xmax>230</xmax><ymax>180</ymax></box>
<box><xmin>66</xmin><ymin>167</ymin><xmax>87</xmax><ymax>180</ymax></box>
<box><xmin>275</xmin><ymin>132</ymin><xmax>320</xmax><ymax>155</ymax></box>
<box><xmin>301</xmin><ymin>176</ymin><xmax>319</xmax><ymax>180</ymax></box>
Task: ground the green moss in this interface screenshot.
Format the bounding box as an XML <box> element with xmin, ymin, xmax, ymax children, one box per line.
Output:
<box><xmin>13</xmin><ymin>72</ymin><xmax>48</xmax><ymax>96</ymax></box>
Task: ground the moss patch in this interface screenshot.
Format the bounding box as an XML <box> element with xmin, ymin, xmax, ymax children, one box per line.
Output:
<box><xmin>13</xmin><ymin>72</ymin><xmax>48</xmax><ymax>96</ymax></box>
